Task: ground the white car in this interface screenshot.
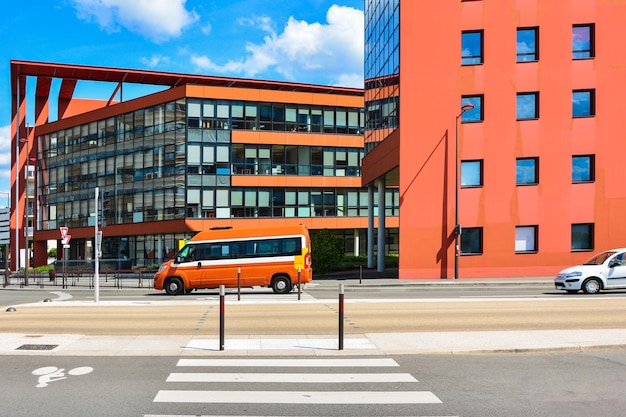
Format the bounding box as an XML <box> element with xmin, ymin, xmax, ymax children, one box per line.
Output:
<box><xmin>555</xmin><ymin>248</ymin><xmax>626</xmax><ymax>294</ymax></box>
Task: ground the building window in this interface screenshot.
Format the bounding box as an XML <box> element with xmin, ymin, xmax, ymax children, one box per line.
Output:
<box><xmin>572</xmin><ymin>223</ymin><xmax>594</xmax><ymax>251</ymax></box>
<box><xmin>572</xmin><ymin>155</ymin><xmax>595</xmax><ymax>183</ymax></box>
<box><xmin>572</xmin><ymin>89</ymin><xmax>595</xmax><ymax>117</ymax></box>
<box><xmin>462</xmin><ymin>30</ymin><xmax>483</xmax><ymax>65</ymax></box>
<box><xmin>516</xmin><ymin>92</ymin><xmax>539</xmax><ymax>120</ymax></box>
<box><xmin>517</xmin><ymin>27</ymin><xmax>538</xmax><ymax>62</ymax></box>
<box><xmin>461</xmin><ymin>227</ymin><xmax>483</xmax><ymax>255</ymax></box>
<box><xmin>461</xmin><ymin>160</ymin><xmax>483</xmax><ymax>187</ymax></box>
<box><xmin>515</xmin><ymin>225</ymin><xmax>538</xmax><ymax>253</ymax></box>
<box><xmin>461</xmin><ymin>95</ymin><xmax>483</xmax><ymax>122</ymax></box>
<box><xmin>516</xmin><ymin>157</ymin><xmax>538</xmax><ymax>185</ymax></box>
<box><xmin>573</xmin><ymin>24</ymin><xmax>594</xmax><ymax>59</ymax></box>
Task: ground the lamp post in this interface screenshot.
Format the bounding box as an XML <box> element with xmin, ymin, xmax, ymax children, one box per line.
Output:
<box><xmin>454</xmin><ymin>103</ymin><xmax>475</xmax><ymax>280</ymax></box>
<box><xmin>19</xmin><ymin>133</ymin><xmax>30</xmax><ymax>286</ymax></box>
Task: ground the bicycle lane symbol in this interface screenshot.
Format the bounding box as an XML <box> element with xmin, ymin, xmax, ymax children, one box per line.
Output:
<box><xmin>32</xmin><ymin>366</ymin><xmax>94</xmax><ymax>388</ymax></box>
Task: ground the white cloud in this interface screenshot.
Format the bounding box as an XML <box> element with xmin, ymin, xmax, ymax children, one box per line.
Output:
<box><xmin>73</xmin><ymin>0</ymin><xmax>199</xmax><ymax>43</ymax></box>
<box><xmin>0</xmin><ymin>125</ymin><xmax>12</xmax><ymax>166</ymax></box>
<box><xmin>140</xmin><ymin>54</ymin><xmax>171</xmax><ymax>68</ymax></box>
<box><xmin>191</xmin><ymin>5</ymin><xmax>364</xmax><ymax>87</ymax></box>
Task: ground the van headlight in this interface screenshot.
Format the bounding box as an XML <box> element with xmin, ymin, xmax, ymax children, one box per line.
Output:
<box><xmin>157</xmin><ymin>264</ymin><xmax>167</xmax><ymax>273</ymax></box>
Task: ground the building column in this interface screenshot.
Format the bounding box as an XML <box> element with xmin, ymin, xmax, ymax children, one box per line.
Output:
<box><xmin>377</xmin><ymin>178</ymin><xmax>386</xmax><ymax>272</ymax></box>
<box><xmin>157</xmin><ymin>235</ymin><xmax>163</xmax><ymax>264</ymax></box>
<box><xmin>353</xmin><ymin>228</ymin><xmax>359</xmax><ymax>257</ymax></box>
<box><xmin>367</xmin><ymin>183</ymin><xmax>374</xmax><ymax>269</ymax></box>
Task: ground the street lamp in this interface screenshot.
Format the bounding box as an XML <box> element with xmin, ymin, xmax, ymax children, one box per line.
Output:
<box><xmin>454</xmin><ymin>103</ymin><xmax>475</xmax><ymax>280</ymax></box>
<box><xmin>19</xmin><ymin>135</ymin><xmax>30</xmax><ymax>286</ymax></box>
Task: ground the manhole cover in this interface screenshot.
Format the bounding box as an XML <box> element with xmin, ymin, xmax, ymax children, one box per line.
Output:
<box><xmin>16</xmin><ymin>344</ymin><xmax>58</xmax><ymax>351</ymax></box>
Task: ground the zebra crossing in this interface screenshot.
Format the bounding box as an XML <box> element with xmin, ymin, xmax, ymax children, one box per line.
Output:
<box><xmin>148</xmin><ymin>357</ymin><xmax>448</xmax><ymax>416</ymax></box>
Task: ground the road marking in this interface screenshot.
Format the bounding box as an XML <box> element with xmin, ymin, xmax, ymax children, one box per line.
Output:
<box><xmin>176</xmin><ymin>358</ymin><xmax>399</xmax><ymax>367</ymax></box>
<box><xmin>185</xmin><ymin>337</ymin><xmax>375</xmax><ymax>351</ymax></box>
<box><xmin>153</xmin><ymin>390</ymin><xmax>442</xmax><ymax>404</ymax></box>
<box><xmin>166</xmin><ymin>372</ymin><xmax>417</xmax><ymax>383</ymax></box>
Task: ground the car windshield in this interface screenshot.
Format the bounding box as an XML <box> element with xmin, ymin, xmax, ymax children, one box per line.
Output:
<box><xmin>583</xmin><ymin>251</ymin><xmax>617</xmax><ymax>265</ymax></box>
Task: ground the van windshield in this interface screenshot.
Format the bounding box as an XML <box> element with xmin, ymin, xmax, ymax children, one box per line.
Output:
<box><xmin>584</xmin><ymin>251</ymin><xmax>617</xmax><ymax>265</ymax></box>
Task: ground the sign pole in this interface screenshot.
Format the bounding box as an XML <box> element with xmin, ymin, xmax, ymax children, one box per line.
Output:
<box><xmin>94</xmin><ymin>187</ymin><xmax>100</xmax><ymax>303</ymax></box>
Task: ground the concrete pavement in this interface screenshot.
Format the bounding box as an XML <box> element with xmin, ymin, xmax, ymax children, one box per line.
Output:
<box><xmin>2</xmin><ymin>276</ymin><xmax>626</xmax><ymax>356</ymax></box>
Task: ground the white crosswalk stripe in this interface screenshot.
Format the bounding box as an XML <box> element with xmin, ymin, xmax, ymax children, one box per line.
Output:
<box><xmin>150</xmin><ymin>357</ymin><xmax>444</xmax><ymax>415</ymax></box>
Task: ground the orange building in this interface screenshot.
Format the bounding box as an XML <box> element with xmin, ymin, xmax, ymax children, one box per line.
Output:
<box><xmin>10</xmin><ymin>60</ymin><xmax>399</xmax><ymax>272</ymax></box>
<box><xmin>362</xmin><ymin>0</ymin><xmax>626</xmax><ymax>278</ymax></box>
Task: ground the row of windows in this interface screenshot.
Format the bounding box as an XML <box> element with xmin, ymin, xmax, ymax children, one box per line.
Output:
<box><xmin>185</xmin><ymin>187</ymin><xmax>400</xmax><ymax>219</ymax></box>
<box><xmin>47</xmin><ymin>187</ymin><xmax>400</xmax><ymax>230</ymax></box>
<box><xmin>460</xmin><ymin>89</ymin><xmax>595</xmax><ymax>123</ymax></box>
<box><xmin>43</xmin><ymin>97</ymin><xmax>365</xmax><ymax>160</ymax></box>
<box><xmin>462</xmin><ymin>24</ymin><xmax>594</xmax><ymax>65</ymax></box>
<box><xmin>462</xmin><ymin>155</ymin><xmax>594</xmax><ymax>187</ymax></box>
<box><xmin>223</xmin><ymin>144</ymin><xmax>362</xmax><ymax>177</ymax></box>
<box><xmin>461</xmin><ymin>223</ymin><xmax>594</xmax><ymax>255</ymax></box>
<box><xmin>179</xmin><ymin>237</ymin><xmax>303</xmax><ymax>262</ymax></box>
<box><xmin>187</xmin><ymin>99</ymin><xmax>364</xmax><ymax>135</ymax></box>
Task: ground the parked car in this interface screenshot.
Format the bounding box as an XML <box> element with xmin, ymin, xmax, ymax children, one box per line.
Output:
<box><xmin>554</xmin><ymin>248</ymin><xmax>626</xmax><ymax>294</ymax></box>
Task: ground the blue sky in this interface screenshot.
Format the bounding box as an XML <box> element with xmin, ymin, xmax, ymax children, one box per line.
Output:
<box><xmin>0</xmin><ymin>0</ymin><xmax>364</xmax><ymax>202</ymax></box>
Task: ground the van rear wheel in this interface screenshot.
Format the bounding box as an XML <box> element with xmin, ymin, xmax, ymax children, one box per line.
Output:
<box><xmin>272</xmin><ymin>276</ymin><xmax>292</xmax><ymax>294</ymax></box>
<box><xmin>165</xmin><ymin>278</ymin><xmax>184</xmax><ymax>295</ymax></box>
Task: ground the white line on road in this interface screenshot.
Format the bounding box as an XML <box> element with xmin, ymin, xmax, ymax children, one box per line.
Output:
<box><xmin>176</xmin><ymin>358</ymin><xmax>400</xmax><ymax>367</ymax></box>
<box><xmin>166</xmin><ymin>372</ymin><xmax>417</xmax><ymax>383</ymax></box>
<box><xmin>153</xmin><ymin>390</ymin><xmax>442</xmax><ymax>404</ymax></box>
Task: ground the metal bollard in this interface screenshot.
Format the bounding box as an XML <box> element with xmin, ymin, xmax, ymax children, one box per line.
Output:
<box><xmin>297</xmin><ymin>267</ymin><xmax>301</xmax><ymax>301</ymax></box>
<box><xmin>219</xmin><ymin>285</ymin><xmax>225</xmax><ymax>351</ymax></box>
<box><xmin>338</xmin><ymin>283</ymin><xmax>344</xmax><ymax>350</ymax></box>
<box><xmin>237</xmin><ymin>268</ymin><xmax>241</xmax><ymax>301</ymax></box>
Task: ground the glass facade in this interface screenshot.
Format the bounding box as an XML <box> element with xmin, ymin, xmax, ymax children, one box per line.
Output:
<box><xmin>364</xmin><ymin>0</ymin><xmax>400</xmax><ymax>152</ymax></box>
<box><xmin>37</xmin><ymin>94</ymin><xmax>399</xmax><ymax>264</ymax></box>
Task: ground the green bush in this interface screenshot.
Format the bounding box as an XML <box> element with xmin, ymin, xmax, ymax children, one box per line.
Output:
<box><xmin>311</xmin><ymin>229</ymin><xmax>343</xmax><ymax>274</ymax></box>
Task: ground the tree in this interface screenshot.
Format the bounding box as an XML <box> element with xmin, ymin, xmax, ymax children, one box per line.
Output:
<box><xmin>311</xmin><ymin>229</ymin><xmax>342</xmax><ymax>274</ymax></box>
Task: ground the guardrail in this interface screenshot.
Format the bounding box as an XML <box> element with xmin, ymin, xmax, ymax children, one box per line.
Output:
<box><xmin>3</xmin><ymin>269</ymin><xmax>156</xmax><ymax>289</ymax></box>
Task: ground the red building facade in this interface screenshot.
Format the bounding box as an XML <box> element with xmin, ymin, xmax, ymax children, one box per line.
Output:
<box><xmin>363</xmin><ymin>0</ymin><xmax>626</xmax><ymax>278</ymax></box>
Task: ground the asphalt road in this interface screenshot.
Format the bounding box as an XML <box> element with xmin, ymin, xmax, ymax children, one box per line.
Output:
<box><xmin>2</xmin><ymin>286</ymin><xmax>626</xmax><ymax>336</ymax></box>
<box><xmin>3</xmin><ymin>351</ymin><xmax>626</xmax><ymax>417</ymax></box>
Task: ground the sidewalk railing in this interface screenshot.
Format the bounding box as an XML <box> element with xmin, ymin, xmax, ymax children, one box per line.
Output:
<box><xmin>3</xmin><ymin>269</ymin><xmax>155</xmax><ymax>289</ymax></box>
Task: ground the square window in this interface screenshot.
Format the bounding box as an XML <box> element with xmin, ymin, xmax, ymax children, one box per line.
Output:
<box><xmin>462</xmin><ymin>30</ymin><xmax>483</xmax><ymax>65</ymax></box>
<box><xmin>572</xmin><ymin>89</ymin><xmax>595</xmax><ymax>117</ymax></box>
<box><xmin>461</xmin><ymin>227</ymin><xmax>483</xmax><ymax>254</ymax></box>
<box><xmin>461</xmin><ymin>95</ymin><xmax>483</xmax><ymax>122</ymax></box>
<box><xmin>516</xmin><ymin>92</ymin><xmax>539</xmax><ymax>120</ymax></box>
<box><xmin>572</xmin><ymin>223</ymin><xmax>594</xmax><ymax>251</ymax></box>
<box><xmin>572</xmin><ymin>155</ymin><xmax>594</xmax><ymax>182</ymax></box>
<box><xmin>516</xmin><ymin>157</ymin><xmax>538</xmax><ymax>185</ymax></box>
<box><xmin>573</xmin><ymin>24</ymin><xmax>594</xmax><ymax>59</ymax></box>
<box><xmin>461</xmin><ymin>160</ymin><xmax>483</xmax><ymax>187</ymax></box>
<box><xmin>517</xmin><ymin>27</ymin><xmax>538</xmax><ymax>62</ymax></box>
<box><xmin>516</xmin><ymin>225</ymin><xmax>538</xmax><ymax>253</ymax></box>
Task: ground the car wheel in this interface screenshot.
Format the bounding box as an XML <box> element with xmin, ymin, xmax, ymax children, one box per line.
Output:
<box><xmin>272</xmin><ymin>276</ymin><xmax>292</xmax><ymax>294</ymax></box>
<box><xmin>165</xmin><ymin>278</ymin><xmax>184</xmax><ymax>295</ymax></box>
<box><xmin>582</xmin><ymin>278</ymin><xmax>601</xmax><ymax>294</ymax></box>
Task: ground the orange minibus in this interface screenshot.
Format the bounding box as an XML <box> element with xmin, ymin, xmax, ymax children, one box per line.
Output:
<box><xmin>154</xmin><ymin>225</ymin><xmax>313</xmax><ymax>295</ymax></box>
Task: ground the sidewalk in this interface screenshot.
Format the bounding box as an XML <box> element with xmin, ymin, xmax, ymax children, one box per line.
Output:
<box><xmin>2</xmin><ymin>329</ymin><xmax>626</xmax><ymax>356</ymax></box>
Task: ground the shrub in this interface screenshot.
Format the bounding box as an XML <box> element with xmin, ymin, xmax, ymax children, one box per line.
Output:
<box><xmin>311</xmin><ymin>229</ymin><xmax>342</xmax><ymax>274</ymax></box>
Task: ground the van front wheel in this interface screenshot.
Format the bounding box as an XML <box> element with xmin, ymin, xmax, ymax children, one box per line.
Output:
<box><xmin>165</xmin><ymin>278</ymin><xmax>184</xmax><ymax>295</ymax></box>
<box><xmin>272</xmin><ymin>276</ymin><xmax>292</xmax><ymax>294</ymax></box>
